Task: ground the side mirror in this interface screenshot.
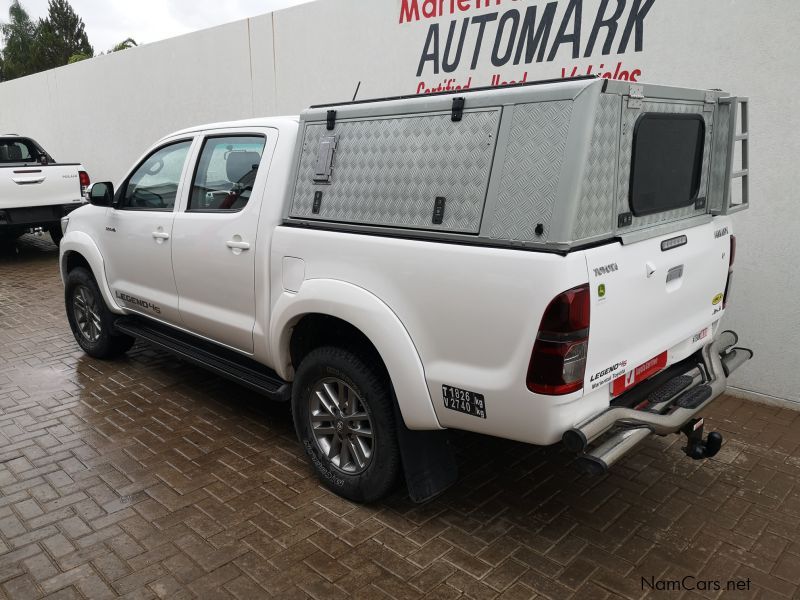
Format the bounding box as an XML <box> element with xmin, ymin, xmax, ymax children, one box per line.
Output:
<box><xmin>38</xmin><ymin>153</ymin><xmax>48</xmax><ymax>165</ymax></box>
<box><xmin>89</xmin><ymin>182</ymin><xmax>114</xmax><ymax>207</ymax></box>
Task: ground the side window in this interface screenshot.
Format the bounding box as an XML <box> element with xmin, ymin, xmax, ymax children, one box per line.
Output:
<box><xmin>629</xmin><ymin>114</ymin><xmax>705</xmax><ymax>217</ymax></box>
<box><xmin>121</xmin><ymin>140</ymin><xmax>192</xmax><ymax>211</ymax></box>
<box><xmin>188</xmin><ymin>136</ymin><xmax>266</xmax><ymax>212</ymax></box>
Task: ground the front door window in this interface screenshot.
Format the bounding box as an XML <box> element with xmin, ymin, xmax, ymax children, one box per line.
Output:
<box><xmin>121</xmin><ymin>140</ymin><xmax>192</xmax><ymax>211</ymax></box>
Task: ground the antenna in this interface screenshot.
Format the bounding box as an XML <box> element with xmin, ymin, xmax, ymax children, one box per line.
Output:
<box><xmin>352</xmin><ymin>81</ymin><xmax>361</xmax><ymax>102</ymax></box>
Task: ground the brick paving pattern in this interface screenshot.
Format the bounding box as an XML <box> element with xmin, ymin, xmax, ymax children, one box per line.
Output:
<box><xmin>1</xmin><ymin>234</ymin><xmax>799</xmax><ymax>599</ymax></box>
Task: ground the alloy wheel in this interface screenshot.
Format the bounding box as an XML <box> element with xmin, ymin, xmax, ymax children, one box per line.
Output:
<box><xmin>308</xmin><ymin>377</ymin><xmax>374</xmax><ymax>474</ymax></box>
<box><xmin>72</xmin><ymin>285</ymin><xmax>102</xmax><ymax>343</ymax></box>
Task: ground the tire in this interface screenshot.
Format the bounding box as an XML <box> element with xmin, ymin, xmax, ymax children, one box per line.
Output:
<box><xmin>48</xmin><ymin>225</ymin><xmax>63</xmax><ymax>246</ymax></box>
<box><xmin>292</xmin><ymin>346</ymin><xmax>400</xmax><ymax>502</ymax></box>
<box><xmin>65</xmin><ymin>267</ymin><xmax>135</xmax><ymax>359</ymax></box>
<box><xmin>0</xmin><ymin>230</ymin><xmax>23</xmax><ymax>243</ymax></box>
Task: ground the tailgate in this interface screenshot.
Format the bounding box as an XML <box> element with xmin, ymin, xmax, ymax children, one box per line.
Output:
<box><xmin>0</xmin><ymin>164</ymin><xmax>84</xmax><ymax>210</ymax></box>
<box><xmin>583</xmin><ymin>218</ymin><xmax>732</xmax><ymax>394</ymax></box>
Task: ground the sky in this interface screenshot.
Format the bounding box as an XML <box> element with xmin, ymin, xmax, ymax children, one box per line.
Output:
<box><xmin>0</xmin><ymin>0</ymin><xmax>314</xmax><ymax>52</ymax></box>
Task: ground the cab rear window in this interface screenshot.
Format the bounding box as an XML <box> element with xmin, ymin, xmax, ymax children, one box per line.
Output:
<box><xmin>0</xmin><ymin>138</ymin><xmax>37</xmax><ymax>163</ymax></box>
<box><xmin>629</xmin><ymin>114</ymin><xmax>705</xmax><ymax>217</ymax></box>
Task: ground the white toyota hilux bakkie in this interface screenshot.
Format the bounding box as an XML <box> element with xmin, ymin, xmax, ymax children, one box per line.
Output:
<box><xmin>1</xmin><ymin>135</ymin><xmax>90</xmax><ymax>245</ymax></box>
<box><xmin>60</xmin><ymin>77</ymin><xmax>752</xmax><ymax>502</ymax></box>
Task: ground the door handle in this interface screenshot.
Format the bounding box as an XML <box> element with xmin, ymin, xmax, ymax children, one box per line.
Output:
<box><xmin>226</xmin><ymin>235</ymin><xmax>250</xmax><ymax>255</ymax></box>
<box><xmin>152</xmin><ymin>231</ymin><xmax>170</xmax><ymax>240</ymax></box>
<box><xmin>12</xmin><ymin>176</ymin><xmax>45</xmax><ymax>185</ymax></box>
<box><xmin>226</xmin><ymin>240</ymin><xmax>250</xmax><ymax>250</ymax></box>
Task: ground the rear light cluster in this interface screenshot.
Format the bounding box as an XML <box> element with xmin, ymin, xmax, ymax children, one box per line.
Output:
<box><xmin>723</xmin><ymin>235</ymin><xmax>736</xmax><ymax>309</ymax></box>
<box><xmin>526</xmin><ymin>284</ymin><xmax>590</xmax><ymax>396</ymax></box>
<box><xmin>78</xmin><ymin>171</ymin><xmax>91</xmax><ymax>198</ymax></box>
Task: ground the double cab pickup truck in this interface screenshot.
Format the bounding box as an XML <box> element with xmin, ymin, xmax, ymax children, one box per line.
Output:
<box><xmin>60</xmin><ymin>77</ymin><xmax>753</xmax><ymax>502</ymax></box>
<box><xmin>0</xmin><ymin>135</ymin><xmax>89</xmax><ymax>245</ymax></box>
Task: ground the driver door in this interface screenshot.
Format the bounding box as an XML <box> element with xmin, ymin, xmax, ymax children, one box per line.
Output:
<box><xmin>103</xmin><ymin>138</ymin><xmax>196</xmax><ymax>325</ymax></box>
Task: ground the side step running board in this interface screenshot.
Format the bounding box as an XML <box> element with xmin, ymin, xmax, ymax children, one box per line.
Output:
<box><xmin>115</xmin><ymin>317</ymin><xmax>290</xmax><ymax>401</ymax></box>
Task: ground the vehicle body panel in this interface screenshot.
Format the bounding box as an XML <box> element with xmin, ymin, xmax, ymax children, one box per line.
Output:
<box><xmin>59</xmin><ymin>87</ymin><xmax>746</xmax><ymax>457</ymax></box>
<box><xmin>1</xmin><ymin>136</ymin><xmax>87</xmax><ymax>233</ymax></box>
<box><xmin>582</xmin><ymin>217</ymin><xmax>733</xmax><ymax>397</ymax></box>
<box><xmin>0</xmin><ymin>164</ymin><xmax>85</xmax><ymax>211</ymax></box>
<box><xmin>171</xmin><ymin>127</ymin><xmax>279</xmax><ymax>354</ymax></box>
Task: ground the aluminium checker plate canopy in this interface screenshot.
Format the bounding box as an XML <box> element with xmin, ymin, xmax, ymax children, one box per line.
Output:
<box><xmin>284</xmin><ymin>77</ymin><xmax>738</xmax><ymax>253</ymax></box>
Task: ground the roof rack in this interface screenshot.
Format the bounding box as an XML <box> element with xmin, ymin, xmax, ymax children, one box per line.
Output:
<box><xmin>310</xmin><ymin>75</ymin><xmax>598</xmax><ymax>109</ymax></box>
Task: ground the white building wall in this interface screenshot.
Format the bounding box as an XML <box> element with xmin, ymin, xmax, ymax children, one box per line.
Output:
<box><xmin>1</xmin><ymin>0</ymin><xmax>797</xmax><ymax>404</ymax></box>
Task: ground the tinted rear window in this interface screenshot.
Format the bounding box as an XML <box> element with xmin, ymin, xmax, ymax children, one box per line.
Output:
<box><xmin>0</xmin><ymin>138</ymin><xmax>39</xmax><ymax>164</ymax></box>
<box><xmin>629</xmin><ymin>114</ymin><xmax>705</xmax><ymax>217</ymax></box>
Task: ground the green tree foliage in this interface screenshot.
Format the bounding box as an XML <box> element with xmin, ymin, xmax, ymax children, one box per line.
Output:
<box><xmin>0</xmin><ymin>0</ymin><xmax>104</xmax><ymax>80</ymax></box>
<box><xmin>0</xmin><ymin>0</ymin><xmax>38</xmax><ymax>81</ymax></box>
<box><xmin>109</xmin><ymin>38</ymin><xmax>137</xmax><ymax>53</ymax></box>
<box><xmin>0</xmin><ymin>1</ymin><xmax>138</xmax><ymax>81</ymax></box>
<box><xmin>67</xmin><ymin>51</ymin><xmax>91</xmax><ymax>64</ymax></box>
<box><xmin>34</xmin><ymin>0</ymin><xmax>93</xmax><ymax>70</ymax></box>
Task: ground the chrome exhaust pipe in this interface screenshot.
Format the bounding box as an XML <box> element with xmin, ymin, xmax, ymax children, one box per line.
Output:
<box><xmin>565</xmin><ymin>331</ymin><xmax>749</xmax><ymax>453</ymax></box>
<box><xmin>577</xmin><ymin>427</ymin><xmax>651</xmax><ymax>475</ymax></box>
<box><xmin>721</xmin><ymin>347</ymin><xmax>753</xmax><ymax>377</ymax></box>
<box><xmin>720</xmin><ymin>330</ymin><xmax>738</xmax><ymax>349</ymax></box>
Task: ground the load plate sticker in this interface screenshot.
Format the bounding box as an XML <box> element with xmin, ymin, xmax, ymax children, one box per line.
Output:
<box><xmin>442</xmin><ymin>385</ymin><xmax>486</xmax><ymax>419</ymax></box>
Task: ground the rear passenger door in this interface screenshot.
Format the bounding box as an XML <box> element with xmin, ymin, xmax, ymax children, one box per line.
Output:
<box><xmin>171</xmin><ymin>129</ymin><xmax>273</xmax><ymax>354</ymax></box>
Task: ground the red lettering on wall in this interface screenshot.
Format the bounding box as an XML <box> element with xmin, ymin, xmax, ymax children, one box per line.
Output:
<box><xmin>400</xmin><ymin>0</ymin><xmax>505</xmax><ymax>24</ymax></box>
<box><xmin>561</xmin><ymin>61</ymin><xmax>642</xmax><ymax>82</ymax></box>
<box><xmin>400</xmin><ymin>0</ymin><xmax>420</xmax><ymax>23</ymax></box>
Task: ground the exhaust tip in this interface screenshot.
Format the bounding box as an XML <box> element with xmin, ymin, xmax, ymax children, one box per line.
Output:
<box><xmin>721</xmin><ymin>346</ymin><xmax>754</xmax><ymax>377</ymax></box>
<box><xmin>575</xmin><ymin>455</ymin><xmax>608</xmax><ymax>476</ymax></box>
<box><xmin>563</xmin><ymin>428</ymin><xmax>588</xmax><ymax>453</ymax></box>
<box><xmin>718</xmin><ymin>330</ymin><xmax>739</xmax><ymax>352</ymax></box>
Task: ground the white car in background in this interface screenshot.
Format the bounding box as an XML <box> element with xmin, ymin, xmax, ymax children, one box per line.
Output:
<box><xmin>0</xmin><ymin>135</ymin><xmax>90</xmax><ymax>245</ymax></box>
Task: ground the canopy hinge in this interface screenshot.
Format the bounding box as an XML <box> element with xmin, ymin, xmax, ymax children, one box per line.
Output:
<box><xmin>451</xmin><ymin>97</ymin><xmax>465</xmax><ymax>122</ymax></box>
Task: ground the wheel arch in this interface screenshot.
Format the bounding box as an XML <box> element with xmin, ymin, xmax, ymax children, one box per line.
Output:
<box><xmin>270</xmin><ymin>279</ymin><xmax>441</xmax><ymax>430</ymax></box>
<box><xmin>60</xmin><ymin>231</ymin><xmax>124</xmax><ymax>314</ymax></box>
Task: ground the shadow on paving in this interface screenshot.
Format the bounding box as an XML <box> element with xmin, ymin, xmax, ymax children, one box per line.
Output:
<box><xmin>0</xmin><ymin>233</ymin><xmax>798</xmax><ymax>599</ymax></box>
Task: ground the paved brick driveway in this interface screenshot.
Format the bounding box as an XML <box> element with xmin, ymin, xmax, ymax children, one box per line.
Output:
<box><xmin>1</xmin><ymin>235</ymin><xmax>799</xmax><ymax>599</ymax></box>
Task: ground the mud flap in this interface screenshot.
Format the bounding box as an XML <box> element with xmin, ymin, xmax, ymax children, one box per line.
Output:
<box><xmin>392</xmin><ymin>402</ymin><xmax>458</xmax><ymax>503</ymax></box>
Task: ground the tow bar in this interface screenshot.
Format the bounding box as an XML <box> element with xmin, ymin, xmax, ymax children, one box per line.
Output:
<box><xmin>681</xmin><ymin>417</ymin><xmax>723</xmax><ymax>460</ymax></box>
<box><xmin>566</xmin><ymin>331</ymin><xmax>752</xmax><ymax>474</ymax></box>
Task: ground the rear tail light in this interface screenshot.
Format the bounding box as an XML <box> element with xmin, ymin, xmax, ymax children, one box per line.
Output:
<box><xmin>527</xmin><ymin>284</ymin><xmax>590</xmax><ymax>395</ymax></box>
<box><xmin>723</xmin><ymin>235</ymin><xmax>735</xmax><ymax>309</ymax></box>
<box><xmin>78</xmin><ymin>171</ymin><xmax>91</xmax><ymax>198</ymax></box>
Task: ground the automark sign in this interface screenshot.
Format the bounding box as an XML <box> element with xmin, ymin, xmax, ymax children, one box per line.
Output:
<box><xmin>398</xmin><ymin>0</ymin><xmax>656</xmax><ymax>94</ymax></box>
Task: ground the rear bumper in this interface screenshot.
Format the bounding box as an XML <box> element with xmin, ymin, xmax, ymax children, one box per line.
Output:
<box><xmin>0</xmin><ymin>202</ymin><xmax>85</xmax><ymax>229</ymax></box>
<box><xmin>563</xmin><ymin>331</ymin><xmax>752</xmax><ymax>472</ymax></box>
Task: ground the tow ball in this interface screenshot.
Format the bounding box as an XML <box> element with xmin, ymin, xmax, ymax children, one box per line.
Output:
<box><xmin>681</xmin><ymin>417</ymin><xmax>722</xmax><ymax>460</ymax></box>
